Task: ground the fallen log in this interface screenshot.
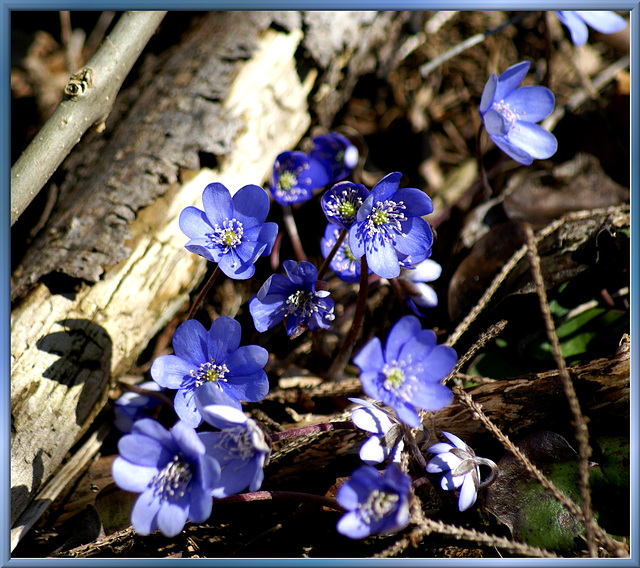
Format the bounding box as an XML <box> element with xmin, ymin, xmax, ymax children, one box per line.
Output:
<box><xmin>10</xmin><ymin>10</ymin><xmax>408</xmax><ymax>534</ymax></box>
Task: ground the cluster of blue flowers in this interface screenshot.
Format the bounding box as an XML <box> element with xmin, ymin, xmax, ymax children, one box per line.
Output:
<box><xmin>110</xmin><ymin>9</ymin><xmax>626</xmax><ymax>544</ymax></box>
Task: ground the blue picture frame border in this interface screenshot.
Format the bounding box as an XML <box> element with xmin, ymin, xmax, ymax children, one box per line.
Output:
<box><xmin>1</xmin><ymin>3</ymin><xmax>638</xmax><ymax>566</ymax></box>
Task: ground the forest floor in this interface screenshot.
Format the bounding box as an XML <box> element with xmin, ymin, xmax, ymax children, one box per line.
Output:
<box><xmin>10</xmin><ymin>10</ymin><xmax>631</xmax><ymax>560</ymax></box>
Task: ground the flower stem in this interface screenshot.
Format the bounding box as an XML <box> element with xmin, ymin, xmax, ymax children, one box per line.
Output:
<box><xmin>412</xmin><ymin>476</ymin><xmax>430</xmax><ymax>489</ymax></box>
<box><xmin>326</xmin><ymin>256</ymin><xmax>369</xmax><ymax>380</ymax></box>
<box><xmin>475</xmin><ymin>124</ymin><xmax>493</xmax><ymax>199</ymax></box>
<box><xmin>186</xmin><ymin>265</ymin><xmax>221</xmax><ymax>320</ymax></box>
<box><xmin>269</xmin><ymin>420</ymin><xmax>356</xmax><ymax>442</ymax></box>
<box><xmin>400</xmin><ymin>422</ymin><xmax>428</xmax><ymax>470</ymax></box>
<box><xmin>317</xmin><ymin>228</ymin><xmax>347</xmax><ymax>280</ymax></box>
<box><xmin>214</xmin><ymin>490</ymin><xmax>345</xmax><ymax>511</ymax></box>
<box><xmin>281</xmin><ymin>205</ymin><xmax>307</xmax><ymax>262</ymax></box>
<box><xmin>118</xmin><ymin>382</ymin><xmax>174</xmax><ymax>408</ymax></box>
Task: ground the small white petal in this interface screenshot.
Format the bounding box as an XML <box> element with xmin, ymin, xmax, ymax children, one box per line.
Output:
<box><xmin>458</xmin><ymin>474</ymin><xmax>478</xmax><ymax>511</ymax></box>
<box><xmin>352</xmin><ymin>406</ymin><xmax>394</xmax><ymax>434</ymax></box>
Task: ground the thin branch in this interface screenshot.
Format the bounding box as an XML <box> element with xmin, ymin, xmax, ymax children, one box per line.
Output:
<box><xmin>452</xmin><ymin>385</ymin><xmax>627</xmax><ymax>557</ymax></box>
<box><xmin>542</xmin><ymin>55</ymin><xmax>629</xmax><ymax>133</ymax></box>
<box><xmin>11</xmin><ymin>11</ymin><xmax>167</xmax><ymax>226</ymax></box>
<box><xmin>419</xmin><ymin>12</ymin><xmax>532</xmax><ymax>78</ymax></box>
<box><xmin>376</xmin><ymin>506</ymin><xmax>559</xmax><ymax>559</ymax></box>
<box><xmin>523</xmin><ymin>223</ymin><xmax>597</xmax><ymax>557</ymax></box>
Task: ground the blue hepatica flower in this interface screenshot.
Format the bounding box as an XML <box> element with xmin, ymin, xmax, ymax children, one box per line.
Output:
<box><xmin>349</xmin><ymin>172</ymin><xmax>434</xmax><ymax>279</ymax></box>
<box><xmin>270</xmin><ymin>151</ymin><xmax>332</xmax><ymax>206</ymax></box>
<box><xmin>199</xmin><ymin>404</ymin><xmax>271</xmax><ymax>498</ymax></box>
<box><xmin>248</xmin><ymin>260</ymin><xmax>335</xmax><ymax>338</ymax></box>
<box><xmin>556</xmin><ymin>11</ymin><xmax>627</xmax><ymax>46</ymax></box>
<box><xmin>479</xmin><ymin>61</ymin><xmax>557</xmax><ymax>166</ymax></box>
<box><xmin>150</xmin><ymin>317</ymin><xmax>269</xmax><ymax>428</ymax></box>
<box><xmin>112</xmin><ymin>418</ymin><xmax>221</xmax><ymax>537</ymax></box>
<box><xmin>114</xmin><ymin>380</ymin><xmax>165</xmax><ymax>434</ymax></box>
<box><xmin>336</xmin><ymin>463</ymin><xmax>411</xmax><ymax>539</ymax></box>
<box><xmin>353</xmin><ymin>315</ymin><xmax>456</xmax><ymax>428</ymax></box>
<box><xmin>349</xmin><ymin>397</ymin><xmax>404</xmax><ymax>465</ymax></box>
<box><xmin>179</xmin><ymin>183</ymin><xmax>278</xmax><ymax>280</ymax></box>
<box><xmin>321</xmin><ymin>181</ymin><xmax>369</xmax><ymax>231</ymax></box>
<box><xmin>320</xmin><ymin>224</ymin><xmax>371</xmax><ymax>283</ymax></box>
<box><xmin>309</xmin><ymin>132</ymin><xmax>359</xmax><ymax>183</ymax></box>
<box><xmin>426</xmin><ymin>431</ymin><xmax>497</xmax><ymax>512</ymax></box>
<box><xmin>398</xmin><ymin>258</ymin><xmax>442</xmax><ymax>317</ymax></box>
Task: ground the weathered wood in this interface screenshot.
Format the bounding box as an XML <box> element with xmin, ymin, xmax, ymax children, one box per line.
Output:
<box><xmin>11</xmin><ymin>10</ymin><xmax>407</xmax><ymax>530</ymax></box>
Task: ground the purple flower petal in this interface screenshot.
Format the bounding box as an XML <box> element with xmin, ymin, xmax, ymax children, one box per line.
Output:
<box><xmin>507</xmin><ymin>121</ymin><xmax>558</xmax><ymax>160</ymax></box>
<box><xmin>195</xmin><ymin>381</ymin><xmax>242</xmax><ymax>410</ymax></box>
<box><xmin>556</xmin><ymin>11</ymin><xmax>589</xmax><ymax>45</ymax></box>
<box><xmin>369</xmin><ymin>172</ymin><xmax>402</xmax><ymax>202</ymax></box>
<box><xmin>201</xmin><ymin>183</ymin><xmax>234</xmax><ymax>227</ymax></box>
<box><xmin>172</xmin><ymin>319</ymin><xmax>209</xmax><ymax>365</ymax></box>
<box><xmin>458</xmin><ymin>472</ymin><xmax>478</xmax><ymax>511</ymax></box>
<box><xmin>384</xmin><ymin>315</ymin><xmax>423</xmax><ymax>362</ymax></box>
<box><xmin>504</xmin><ymin>85</ymin><xmax>555</xmax><ymax>123</ymax></box>
<box><xmin>337</xmin><ymin>512</ymin><xmax>371</xmax><ymax>539</ymax></box>
<box><xmin>393</xmin><ymin>187</ymin><xmax>433</xmax><ymax>217</ymax></box>
<box><xmin>394</xmin><ymin>217</ymin><xmax>433</xmax><ymax>258</ymax></box>
<box><xmin>479</xmin><ymin>73</ymin><xmax>498</xmax><ymax>114</ymax></box>
<box><xmin>130</xmin><ymin>490</ymin><xmax>161</xmax><ymax>535</ymax></box>
<box><xmin>257</xmin><ymin>222</ymin><xmax>279</xmax><ymax>256</ymax></box>
<box><xmin>366</xmin><ymin>236</ymin><xmax>400</xmax><ymax>279</ymax></box>
<box><xmin>174</xmin><ymin>388</ymin><xmax>203</xmax><ymax>428</ymax></box>
<box><xmin>118</xmin><ymin>434</ymin><xmax>168</xmax><ymax>467</ymax></box>
<box><xmin>283</xmin><ymin>259</ymin><xmax>318</xmax><ymax>285</ymax></box>
<box><xmin>490</xmin><ymin>134</ymin><xmax>534</xmax><ymax>165</ymax></box>
<box><xmin>231</xmin><ymin>184</ymin><xmax>270</xmax><ymax>227</ymax></box>
<box><xmin>157</xmin><ymin>500</ymin><xmax>190</xmax><ymax>538</ymax></box>
<box><xmin>353</xmin><ymin>337</ymin><xmax>384</xmax><ymax>374</ymax></box>
<box><xmin>179</xmin><ymin>206</ymin><xmax>213</xmax><ymax>240</ymax></box>
<box><xmin>206</xmin><ymin>316</ymin><xmax>242</xmax><ymax>362</ymax></box>
<box><xmin>189</xmin><ymin>480</ymin><xmax>214</xmax><ymax>523</ymax></box>
<box><xmin>150</xmin><ymin>355</ymin><xmax>193</xmax><ymax>389</ymax></box>
<box><xmin>576</xmin><ymin>10</ymin><xmax>626</xmax><ymax>34</ymax></box>
<box><xmin>494</xmin><ymin>61</ymin><xmax>530</xmax><ymax>101</ymax></box>
<box><xmin>170</xmin><ymin>420</ymin><xmax>205</xmax><ymax>459</ymax></box>
<box><xmin>112</xmin><ymin>458</ymin><xmax>158</xmax><ymax>492</ymax></box>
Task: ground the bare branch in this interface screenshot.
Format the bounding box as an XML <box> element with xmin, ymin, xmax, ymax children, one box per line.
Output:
<box><xmin>10</xmin><ymin>10</ymin><xmax>166</xmax><ymax>226</ymax></box>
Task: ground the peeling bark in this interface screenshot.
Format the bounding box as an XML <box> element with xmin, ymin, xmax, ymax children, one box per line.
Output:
<box><xmin>10</xmin><ymin>10</ymin><xmax>407</xmax><ymax>532</ymax></box>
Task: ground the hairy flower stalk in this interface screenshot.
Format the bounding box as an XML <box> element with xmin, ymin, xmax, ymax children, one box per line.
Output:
<box><xmin>317</xmin><ymin>226</ymin><xmax>348</xmax><ymax>280</ymax></box>
<box><xmin>326</xmin><ymin>255</ymin><xmax>369</xmax><ymax>380</ymax></box>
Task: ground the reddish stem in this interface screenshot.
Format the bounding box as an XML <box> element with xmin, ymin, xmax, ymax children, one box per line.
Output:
<box><xmin>270</xmin><ymin>421</ymin><xmax>356</xmax><ymax>442</ymax></box>
<box><xmin>214</xmin><ymin>490</ymin><xmax>345</xmax><ymax>511</ymax></box>
<box><xmin>317</xmin><ymin>228</ymin><xmax>347</xmax><ymax>280</ymax></box>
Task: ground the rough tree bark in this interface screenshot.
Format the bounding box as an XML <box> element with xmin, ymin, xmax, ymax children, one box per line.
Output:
<box><xmin>10</xmin><ymin>10</ymin><xmax>408</xmax><ymax>538</ymax></box>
